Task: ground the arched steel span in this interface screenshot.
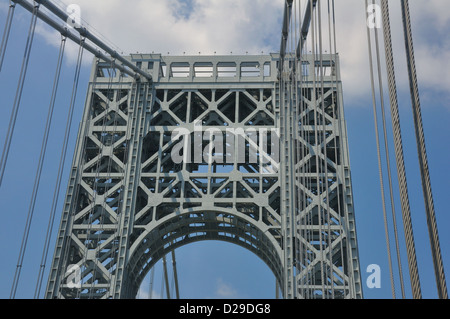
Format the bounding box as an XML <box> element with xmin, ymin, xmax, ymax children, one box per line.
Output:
<box><xmin>125</xmin><ymin>208</ymin><xmax>283</xmax><ymax>299</ymax></box>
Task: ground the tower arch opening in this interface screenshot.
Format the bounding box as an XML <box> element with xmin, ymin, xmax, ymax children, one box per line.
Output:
<box><xmin>136</xmin><ymin>240</ymin><xmax>279</xmax><ymax>299</ymax></box>
<box><xmin>124</xmin><ymin>208</ymin><xmax>283</xmax><ymax>299</ymax></box>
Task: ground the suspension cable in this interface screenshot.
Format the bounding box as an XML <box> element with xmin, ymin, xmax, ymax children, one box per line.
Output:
<box><xmin>289</xmin><ymin>0</ymin><xmax>299</xmax><ymax>297</ymax></box>
<box><xmin>33</xmin><ymin>35</ymin><xmax>67</xmax><ymax>299</ymax></box>
<box><xmin>171</xmin><ymin>248</ymin><xmax>180</xmax><ymax>299</ymax></box>
<box><xmin>371</xmin><ymin>0</ymin><xmax>406</xmax><ymax>298</ymax></box>
<box><xmin>8</xmin><ymin>2</ymin><xmax>41</xmax><ymax>299</ymax></box>
<box><xmin>303</xmin><ymin>1</ymin><xmax>314</xmax><ymax>299</ymax></box>
<box><xmin>162</xmin><ymin>255</ymin><xmax>171</xmax><ymax>299</ymax></box>
<box><xmin>106</xmin><ymin>66</ymin><xmax>129</xmax><ymax>297</ymax></box>
<box><xmin>311</xmin><ymin>1</ymin><xmax>326</xmax><ymax>298</ymax></box>
<box><xmin>0</xmin><ymin>2</ymin><xmax>39</xmax><ymax>190</ymax></box>
<box><xmin>49</xmin><ymin>36</ymin><xmax>85</xmax><ymax>298</ymax></box>
<box><xmin>305</xmin><ymin>0</ymin><xmax>314</xmax><ymax>300</ymax></box>
<box><xmin>327</xmin><ymin>0</ymin><xmax>348</xmax><ymax>298</ymax></box>
<box><xmin>317</xmin><ymin>0</ymin><xmax>334</xmax><ymax>299</ymax></box>
<box><xmin>379</xmin><ymin>0</ymin><xmax>422</xmax><ymax>299</ymax></box>
<box><xmin>400</xmin><ymin>0</ymin><xmax>448</xmax><ymax>300</ymax></box>
<box><xmin>365</xmin><ymin>0</ymin><xmax>396</xmax><ymax>299</ymax></box>
<box><xmin>106</xmin><ymin>69</ymin><xmax>130</xmax><ymax>298</ymax></box>
<box><xmin>294</xmin><ymin>0</ymin><xmax>306</xmax><ymax>299</ymax></box>
<box><xmin>298</xmin><ymin>1</ymin><xmax>305</xmax><ymax>297</ymax></box>
<box><xmin>86</xmin><ymin>56</ymin><xmax>117</xmax><ymax>299</ymax></box>
<box><xmin>149</xmin><ymin>264</ymin><xmax>155</xmax><ymax>299</ymax></box>
<box><xmin>0</xmin><ymin>1</ymin><xmax>16</xmax><ymax>72</ymax></box>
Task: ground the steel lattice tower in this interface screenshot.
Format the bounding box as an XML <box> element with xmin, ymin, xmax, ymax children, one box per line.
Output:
<box><xmin>45</xmin><ymin>53</ymin><xmax>362</xmax><ymax>299</ymax></box>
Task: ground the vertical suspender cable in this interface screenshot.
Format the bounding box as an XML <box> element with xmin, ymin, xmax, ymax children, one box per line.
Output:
<box><xmin>162</xmin><ymin>255</ymin><xmax>171</xmax><ymax>299</ymax></box>
<box><xmin>400</xmin><ymin>0</ymin><xmax>448</xmax><ymax>299</ymax></box>
<box><xmin>84</xmin><ymin>57</ymin><xmax>115</xmax><ymax>299</ymax></box>
<box><xmin>295</xmin><ymin>0</ymin><xmax>310</xmax><ymax>299</ymax></box>
<box><xmin>327</xmin><ymin>0</ymin><xmax>347</xmax><ymax>297</ymax></box>
<box><xmin>295</xmin><ymin>0</ymin><xmax>306</xmax><ymax>299</ymax></box>
<box><xmin>8</xmin><ymin>2</ymin><xmax>40</xmax><ymax>299</ymax></box>
<box><xmin>290</xmin><ymin>0</ymin><xmax>299</xmax><ymax>297</ymax></box>
<box><xmin>310</xmin><ymin>0</ymin><xmax>322</xmax><ymax>297</ymax></box>
<box><xmin>365</xmin><ymin>0</ymin><xmax>396</xmax><ymax>299</ymax></box>
<box><xmin>0</xmin><ymin>2</ymin><xmax>39</xmax><ymax>189</ymax></box>
<box><xmin>380</xmin><ymin>0</ymin><xmax>422</xmax><ymax>299</ymax></box>
<box><xmin>0</xmin><ymin>1</ymin><xmax>16</xmax><ymax>72</ymax></box>
<box><xmin>107</xmin><ymin>69</ymin><xmax>125</xmax><ymax>297</ymax></box>
<box><xmin>33</xmin><ymin>35</ymin><xmax>66</xmax><ymax>299</ymax></box>
<box><xmin>371</xmin><ymin>0</ymin><xmax>406</xmax><ymax>298</ymax></box>
<box><xmin>317</xmin><ymin>0</ymin><xmax>334</xmax><ymax>298</ymax></box>
<box><xmin>171</xmin><ymin>249</ymin><xmax>180</xmax><ymax>299</ymax></box>
<box><xmin>149</xmin><ymin>264</ymin><xmax>155</xmax><ymax>299</ymax></box>
<box><xmin>312</xmin><ymin>1</ymin><xmax>326</xmax><ymax>298</ymax></box>
<box><xmin>305</xmin><ymin>1</ymin><xmax>314</xmax><ymax>299</ymax></box>
<box><xmin>160</xmin><ymin>265</ymin><xmax>165</xmax><ymax>299</ymax></box>
<box><xmin>50</xmin><ymin>36</ymin><xmax>85</xmax><ymax>298</ymax></box>
<box><xmin>297</xmin><ymin>0</ymin><xmax>309</xmax><ymax>299</ymax></box>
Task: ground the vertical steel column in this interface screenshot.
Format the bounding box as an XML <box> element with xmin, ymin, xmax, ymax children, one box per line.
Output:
<box><xmin>279</xmin><ymin>58</ymin><xmax>297</xmax><ymax>299</ymax></box>
<box><xmin>112</xmin><ymin>80</ymin><xmax>150</xmax><ymax>298</ymax></box>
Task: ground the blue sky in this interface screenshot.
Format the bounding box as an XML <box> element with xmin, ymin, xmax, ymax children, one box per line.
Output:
<box><xmin>0</xmin><ymin>0</ymin><xmax>448</xmax><ymax>299</ymax></box>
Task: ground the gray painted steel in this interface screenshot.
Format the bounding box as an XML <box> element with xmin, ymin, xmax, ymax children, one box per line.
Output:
<box><xmin>45</xmin><ymin>53</ymin><xmax>362</xmax><ymax>299</ymax></box>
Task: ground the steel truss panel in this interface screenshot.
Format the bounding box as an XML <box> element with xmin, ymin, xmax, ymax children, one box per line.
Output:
<box><xmin>45</xmin><ymin>54</ymin><xmax>361</xmax><ymax>299</ymax></box>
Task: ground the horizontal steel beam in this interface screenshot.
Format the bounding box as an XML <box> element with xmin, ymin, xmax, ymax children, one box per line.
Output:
<box><xmin>13</xmin><ymin>0</ymin><xmax>152</xmax><ymax>81</ymax></box>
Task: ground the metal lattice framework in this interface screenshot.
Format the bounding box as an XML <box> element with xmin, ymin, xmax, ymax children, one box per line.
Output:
<box><xmin>44</xmin><ymin>52</ymin><xmax>362</xmax><ymax>299</ymax></box>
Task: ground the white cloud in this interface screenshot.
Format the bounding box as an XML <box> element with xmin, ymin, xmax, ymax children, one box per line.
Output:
<box><xmin>47</xmin><ymin>0</ymin><xmax>283</xmax><ymax>56</ymax></box>
<box><xmin>27</xmin><ymin>0</ymin><xmax>448</xmax><ymax>106</ymax></box>
<box><xmin>333</xmin><ymin>0</ymin><xmax>450</xmax><ymax>105</ymax></box>
<box><xmin>215</xmin><ymin>277</ymin><xmax>238</xmax><ymax>298</ymax></box>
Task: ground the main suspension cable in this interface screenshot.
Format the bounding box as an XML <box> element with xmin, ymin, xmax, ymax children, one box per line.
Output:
<box><xmin>400</xmin><ymin>0</ymin><xmax>448</xmax><ymax>299</ymax></box>
<box><xmin>380</xmin><ymin>0</ymin><xmax>422</xmax><ymax>299</ymax></box>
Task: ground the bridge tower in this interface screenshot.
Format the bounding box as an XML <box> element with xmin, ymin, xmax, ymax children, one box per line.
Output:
<box><xmin>45</xmin><ymin>52</ymin><xmax>362</xmax><ymax>299</ymax></box>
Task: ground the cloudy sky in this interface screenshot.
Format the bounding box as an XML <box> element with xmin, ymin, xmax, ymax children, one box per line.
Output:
<box><xmin>0</xmin><ymin>0</ymin><xmax>448</xmax><ymax>299</ymax></box>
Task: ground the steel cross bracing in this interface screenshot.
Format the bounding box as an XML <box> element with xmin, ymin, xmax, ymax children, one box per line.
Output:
<box><xmin>44</xmin><ymin>53</ymin><xmax>362</xmax><ymax>299</ymax></box>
